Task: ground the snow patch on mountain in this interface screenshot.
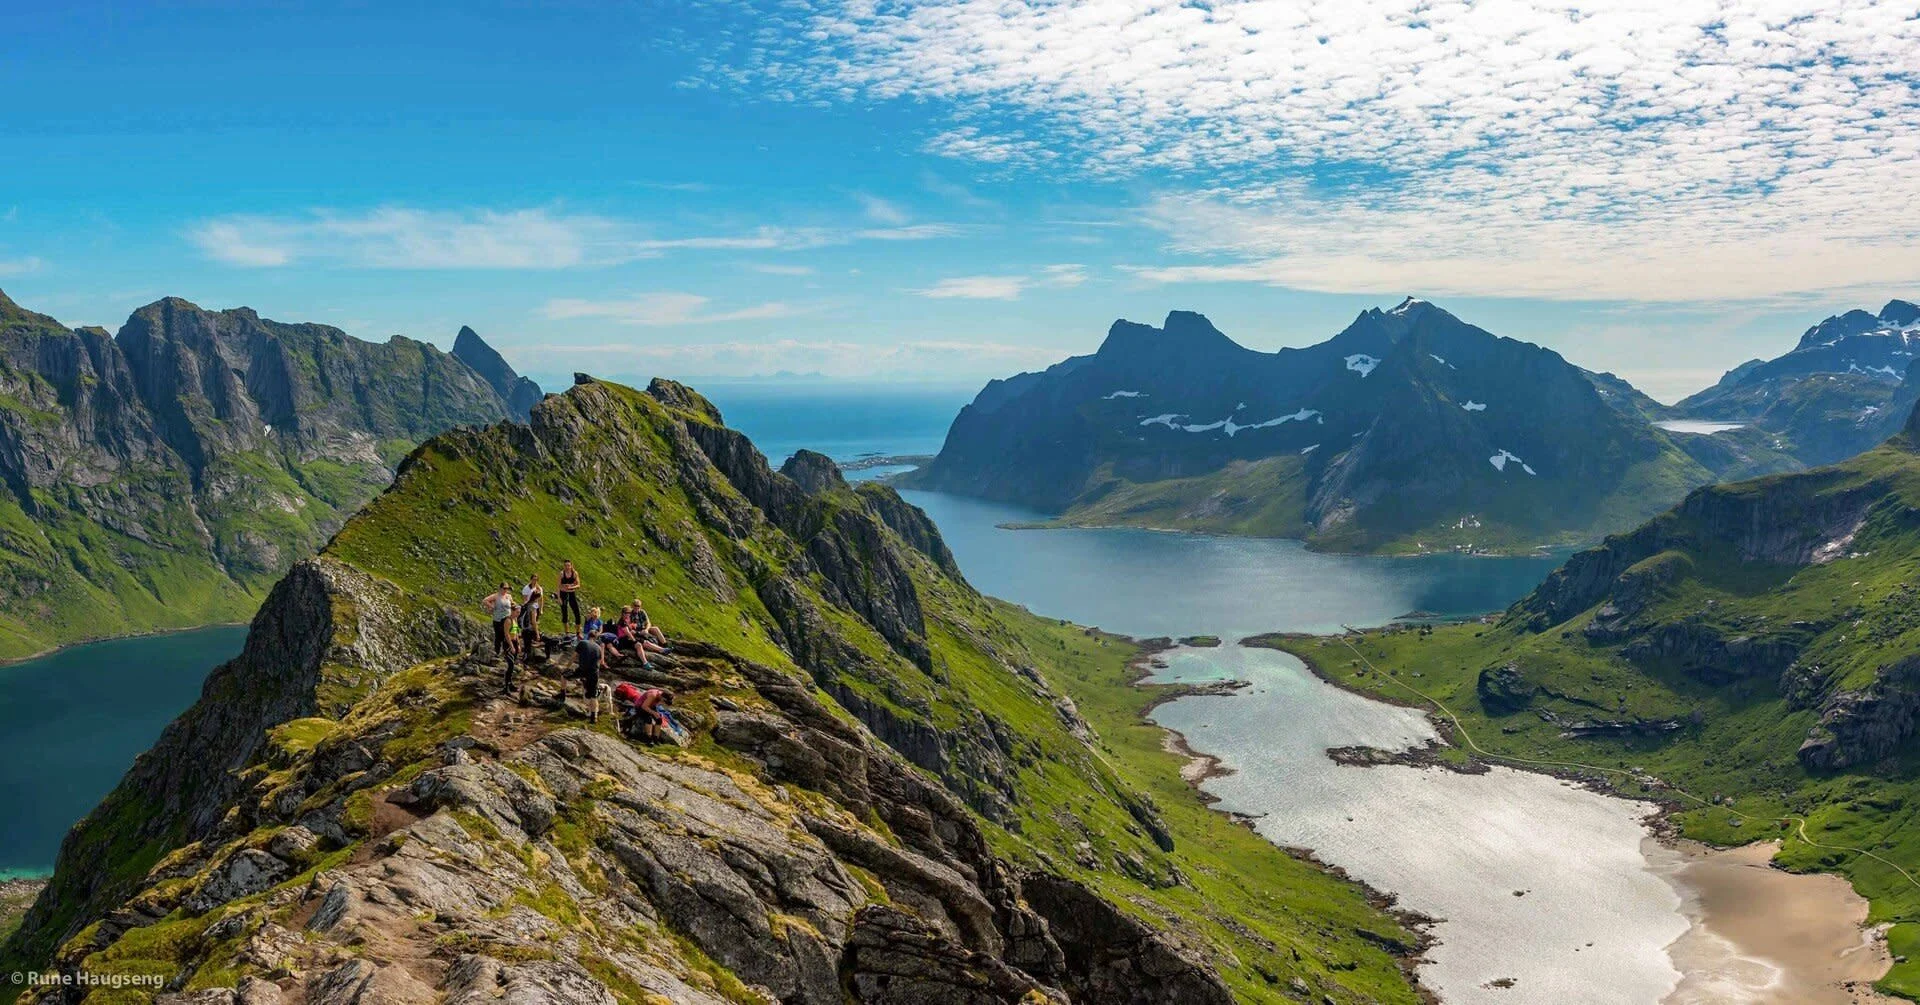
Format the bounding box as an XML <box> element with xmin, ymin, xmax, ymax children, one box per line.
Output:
<box><xmin>1346</xmin><ymin>354</ymin><xmax>1380</xmax><ymax>377</ymax></box>
<box><xmin>1490</xmin><ymin>449</ymin><xmax>1537</xmax><ymax>475</ymax></box>
<box><xmin>1431</xmin><ymin>354</ymin><xmax>1455</xmax><ymax>368</ymax></box>
<box><xmin>1144</xmin><ymin>408</ymin><xmax>1324</xmax><ymax>436</ymax></box>
<box><xmin>1104</xmin><ymin>390</ymin><xmax>1145</xmax><ymax>399</ymax></box>
<box><xmin>1462</xmin><ymin>401</ymin><xmax>1487</xmax><ymax>412</ymax></box>
<box><xmin>1301</xmin><ymin>444</ymin><xmax>1319</xmax><ymax>454</ymax></box>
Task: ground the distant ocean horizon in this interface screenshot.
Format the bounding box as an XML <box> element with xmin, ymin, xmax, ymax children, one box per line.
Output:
<box><xmin>693</xmin><ymin>380</ymin><xmax>980</xmax><ymax>468</ymax></box>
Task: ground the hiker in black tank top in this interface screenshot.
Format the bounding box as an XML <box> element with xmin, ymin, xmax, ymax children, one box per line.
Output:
<box><xmin>557</xmin><ymin>560</ymin><xmax>582</xmax><ymax>629</ymax></box>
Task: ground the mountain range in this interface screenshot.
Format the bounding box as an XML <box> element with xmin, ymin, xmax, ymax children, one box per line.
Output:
<box><xmin>904</xmin><ymin>299</ymin><xmax>1750</xmax><ymax>553</ymax></box>
<box><xmin>0</xmin><ymin>290</ymin><xmax>540</xmax><ymax>658</ymax></box>
<box><xmin>1</xmin><ymin>377</ymin><xmax>1423</xmax><ymax>1005</ymax></box>
<box><xmin>1672</xmin><ymin>299</ymin><xmax>1920</xmax><ymax>467</ymax></box>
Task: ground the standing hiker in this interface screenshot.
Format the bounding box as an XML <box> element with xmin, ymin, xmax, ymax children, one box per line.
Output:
<box><xmin>484</xmin><ymin>583</ymin><xmax>514</xmax><ymax>659</ymax></box>
<box><xmin>520</xmin><ymin>574</ymin><xmax>544</xmax><ymax>630</ymax></box>
<box><xmin>574</xmin><ymin>635</ymin><xmax>604</xmax><ymax>722</ymax></box>
<box><xmin>557</xmin><ymin>560</ymin><xmax>582</xmax><ymax>630</ymax></box>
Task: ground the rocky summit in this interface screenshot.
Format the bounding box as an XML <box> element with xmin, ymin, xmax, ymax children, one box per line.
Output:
<box><xmin>1</xmin><ymin>378</ymin><xmax>1423</xmax><ymax>1004</ymax></box>
<box><xmin>905</xmin><ymin>298</ymin><xmax>1735</xmax><ymax>554</ymax></box>
<box><xmin>0</xmin><ymin>291</ymin><xmax>539</xmax><ymax>658</ymax></box>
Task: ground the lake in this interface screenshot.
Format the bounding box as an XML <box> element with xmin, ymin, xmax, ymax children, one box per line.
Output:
<box><xmin>902</xmin><ymin>489</ymin><xmax>1700</xmax><ymax>1004</ymax></box>
<box><xmin>0</xmin><ymin>626</ymin><xmax>247</xmax><ymax>877</ymax></box>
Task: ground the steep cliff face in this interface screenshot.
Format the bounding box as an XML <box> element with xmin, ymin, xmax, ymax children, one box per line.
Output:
<box><xmin>1504</xmin><ymin>403</ymin><xmax>1920</xmax><ymax>768</ymax></box>
<box><xmin>910</xmin><ymin>298</ymin><xmax>1719</xmax><ymax>553</ymax></box>
<box><xmin>0</xmin><ymin>290</ymin><xmax>536</xmax><ymax>658</ymax></box>
<box><xmin>4</xmin><ymin>378</ymin><xmax>1421</xmax><ymax>1004</ymax></box>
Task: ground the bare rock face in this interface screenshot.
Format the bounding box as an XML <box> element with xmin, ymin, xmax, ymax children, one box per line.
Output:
<box><xmin>1799</xmin><ymin>656</ymin><xmax>1920</xmax><ymax>771</ymax></box>
<box><xmin>0</xmin><ymin>289</ymin><xmax>535</xmax><ymax>654</ymax></box>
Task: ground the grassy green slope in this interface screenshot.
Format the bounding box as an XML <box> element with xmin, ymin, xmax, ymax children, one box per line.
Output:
<box><xmin>1260</xmin><ymin>438</ymin><xmax>1920</xmax><ymax>999</ymax></box>
<box><xmin>82</xmin><ymin>378</ymin><xmax>1421</xmax><ymax>1002</ymax></box>
<box><xmin>1048</xmin><ymin>436</ymin><xmax>1715</xmax><ymax>556</ymax></box>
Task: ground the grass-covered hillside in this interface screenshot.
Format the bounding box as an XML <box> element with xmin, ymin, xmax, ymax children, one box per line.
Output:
<box><xmin>0</xmin><ymin>290</ymin><xmax>530</xmax><ymax>660</ymax></box>
<box><xmin>4</xmin><ymin>377</ymin><xmax>1424</xmax><ymax>1004</ymax></box>
<box><xmin>1263</xmin><ymin>406</ymin><xmax>1920</xmax><ymax>999</ymax></box>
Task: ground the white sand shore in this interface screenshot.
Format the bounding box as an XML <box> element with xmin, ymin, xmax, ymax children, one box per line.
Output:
<box><xmin>1653</xmin><ymin>838</ymin><xmax>1897</xmax><ymax>1005</ymax></box>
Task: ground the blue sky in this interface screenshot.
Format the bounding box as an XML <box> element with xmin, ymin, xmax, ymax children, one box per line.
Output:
<box><xmin>4</xmin><ymin>1</ymin><xmax>1918</xmax><ymax>401</ymax></box>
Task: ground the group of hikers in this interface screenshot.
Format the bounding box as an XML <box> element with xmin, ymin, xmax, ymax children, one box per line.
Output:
<box><xmin>482</xmin><ymin>559</ymin><xmax>679</xmax><ymax>742</ymax></box>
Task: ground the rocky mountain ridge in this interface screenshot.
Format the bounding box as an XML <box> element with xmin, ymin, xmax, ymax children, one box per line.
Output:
<box><xmin>1675</xmin><ymin>298</ymin><xmax>1920</xmax><ymax>467</ymax></box>
<box><xmin>906</xmin><ymin>298</ymin><xmax>1727</xmax><ymax>553</ymax></box>
<box><xmin>0</xmin><ymin>290</ymin><xmax>539</xmax><ymax>657</ymax></box>
<box><xmin>1</xmin><ymin>377</ymin><xmax>1422</xmax><ymax>1004</ymax></box>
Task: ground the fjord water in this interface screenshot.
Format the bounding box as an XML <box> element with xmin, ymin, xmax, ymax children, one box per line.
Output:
<box><xmin>902</xmin><ymin>489</ymin><xmax>1693</xmax><ymax>1004</ymax></box>
<box><xmin>0</xmin><ymin>626</ymin><xmax>246</xmax><ymax>876</ymax></box>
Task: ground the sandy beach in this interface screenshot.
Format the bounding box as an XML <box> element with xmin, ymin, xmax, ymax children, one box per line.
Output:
<box><xmin>1654</xmin><ymin>838</ymin><xmax>1896</xmax><ymax>1005</ymax></box>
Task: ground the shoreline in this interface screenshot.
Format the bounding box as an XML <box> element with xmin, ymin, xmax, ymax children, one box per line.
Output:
<box><xmin>1651</xmin><ymin>839</ymin><xmax>1898</xmax><ymax>1004</ymax></box>
<box><xmin>994</xmin><ymin>515</ymin><xmax>1575</xmax><ymax>559</ymax></box>
<box><xmin>1122</xmin><ymin>644</ymin><xmax>1443</xmax><ymax>1003</ymax></box>
<box><xmin>0</xmin><ymin>620</ymin><xmax>249</xmax><ymax>670</ymax></box>
<box><xmin>1184</xmin><ymin>633</ymin><xmax>1898</xmax><ymax>1003</ymax></box>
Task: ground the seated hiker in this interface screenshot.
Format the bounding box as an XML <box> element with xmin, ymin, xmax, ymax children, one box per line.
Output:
<box><xmin>630</xmin><ymin>598</ymin><xmax>671</xmax><ymax>651</ymax></box>
<box><xmin>483</xmin><ymin>583</ymin><xmax>515</xmax><ymax>659</ymax></box>
<box><xmin>573</xmin><ymin>635</ymin><xmax>604</xmax><ymax>722</ymax></box>
<box><xmin>613</xmin><ymin>684</ymin><xmax>675</xmax><ymax>742</ymax></box>
<box><xmin>581</xmin><ymin>606</ymin><xmax>608</xmax><ymax>642</ymax></box>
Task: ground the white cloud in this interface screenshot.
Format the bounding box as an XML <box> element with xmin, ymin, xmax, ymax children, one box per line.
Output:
<box><xmin>733</xmin><ymin>0</ymin><xmax>1920</xmax><ymax>301</ymax></box>
<box><xmin>0</xmin><ymin>256</ymin><xmax>43</xmax><ymax>277</ymax></box>
<box><xmin>746</xmin><ymin>263</ymin><xmax>816</xmax><ymax>276</ymax></box>
<box><xmin>188</xmin><ymin>206</ymin><xmax>966</xmax><ymax>269</ymax></box>
<box><xmin>912</xmin><ymin>263</ymin><xmax>1091</xmax><ymax>300</ymax></box>
<box><xmin>858</xmin><ymin>194</ymin><xmax>910</xmax><ymax>225</ymax></box>
<box><xmin>529</xmin><ymin>336</ymin><xmax>1059</xmax><ymax>378</ymax></box>
<box><xmin>540</xmin><ymin>293</ymin><xmax>796</xmax><ymax>326</ymax></box>
<box><xmin>913</xmin><ymin>275</ymin><xmax>1029</xmax><ymax>300</ymax></box>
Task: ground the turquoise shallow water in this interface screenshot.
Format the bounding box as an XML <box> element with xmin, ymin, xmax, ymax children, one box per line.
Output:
<box><xmin>0</xmin><ymin>625</ymin><xmax>246</xmax><ymax>877</ymax></box>
<box><xmin>903</xmin><ymin>489</ymin><xmax>1694</xmax><ymax>1004</ymax></box>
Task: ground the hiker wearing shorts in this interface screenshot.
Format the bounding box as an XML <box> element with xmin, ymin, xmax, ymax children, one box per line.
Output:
<box><xmin>557</xmin><ymin>561</ymin><xmax>582</xmax><ymax>629</ymax></box>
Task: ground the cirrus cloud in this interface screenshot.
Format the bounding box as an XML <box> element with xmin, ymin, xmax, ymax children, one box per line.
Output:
<box><xmin>723</xmin><ymin>0</ymin><xmax>1920</xmax><ymax>301</ymax></box>
<box><xmin>188</xmin><ymin>206</ymin><xmax>968</xmax><ymax>269</ymax></box>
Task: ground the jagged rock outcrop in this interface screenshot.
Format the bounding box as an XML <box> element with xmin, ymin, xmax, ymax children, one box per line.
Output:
<box><xmin>1476</xmin><ymin>664</ymin><xmax>1537</xmax><ymax>715</ymax></box>
<box><xmin>1798</xmin><ymin>656</ymin><xmax>1920</xmax><ymax>771</ymax></box>
<box><xmin>452</xmin><ymin>325</ymin><xmax>544</xmax><ymax>420</ymax></box>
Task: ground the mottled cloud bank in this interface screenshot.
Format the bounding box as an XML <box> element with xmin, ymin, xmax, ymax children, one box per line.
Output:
<box><xmin>724</xmin><ymin>0</ymin><xmax>1920</xmax><ymax>301</ymax></box>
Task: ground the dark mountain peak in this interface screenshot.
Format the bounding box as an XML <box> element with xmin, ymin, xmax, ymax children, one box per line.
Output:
<box><xmin>0</xmin><ymin>287</ymin><xmax>18</xmax><ymax>315</ymax></box>
<box><xmin>1882</xmin><ymin>299</ymin><xmax>1920</xmax><ymax>326</ymax></box>
<box><xmin>1096</xmin><ymin>311</ymin><xmax>1243</xmax><ymax>361</ymax></box>
<box><xmin>1162</xmin><ymin>309</ymin><xmax>1222</xmax><ymax>337</ymax></box>
<box><xmin>779</xmin><ymin>448</ymin><xmax>846</xmax><ymax>494</ymax></box>
<box><xmin>1796</xmin><ymin>308</ymin><xmax>1887</xmax><ymax>349</ymax></box>
<box><xmin>1388</xmin><ymin>295</ymin><xmax>1434</xmax><ymax>318</ymax></box>
<box><xmin>451</xmin><ymin>325</ymin><xmax>542</xmax><ymax>420</ymax></box>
